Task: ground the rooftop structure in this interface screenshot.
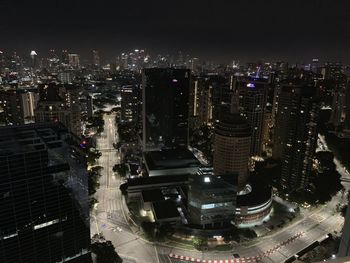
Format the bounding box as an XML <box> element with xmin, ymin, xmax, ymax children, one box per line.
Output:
<box><xmin>143</xmin><ymin>148</ymin><xmax>201</xmax><ymax>176</ymax></box>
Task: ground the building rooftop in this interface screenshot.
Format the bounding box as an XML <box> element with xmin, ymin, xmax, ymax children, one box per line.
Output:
<box><xmin>0</xmin><ymin>125</ymin><xmax>63</xmax><ymax>155</ymax></box>
<box><xmin>152</xmin><ymin>200</ymin><xmax>180</xmax><ymax>220</ymax></box>
<box><xmin>142</xmin><ymin>189</ymin><xmax>164</xmax><ymax>203</ymax></box>
<box><xmin>143</xmin><ymin>148</ymin><xmax>200</xmax><ymax>171</ymax></box>
<box><xmin>189</xmin><ymin>174</ymin><xmax>237</xmax><ymax>191</ymax></box>
<box><xmin>127</xmin><ymin>174</ymin><xmax>189</xmax><ymax>188</ymax></box>
<box><xmin>237</xmin><ymin>177</ymin><xmax>272</xmax><ymax>207</ymax></box>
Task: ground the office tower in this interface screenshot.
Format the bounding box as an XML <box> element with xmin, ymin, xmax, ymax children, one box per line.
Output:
<box><xmin>20</xmin><ymin>89</ymin><xmax>39</xmax><ymax>123</ymax></box>
<box><xmin>273</xmin><ymin>84</ymin><xmax>319</xmax><ymax>192</ymax></box>
<box><xmin>142</xmin><ymin>68</ymin><xmax>190</xmax><ymax>150</ymax></box>
<box><xmin>30</xmin><ymin>50</ymin><xmax>38</xmax><ymax>69</ymax></box>
<box><xmin>78</xmin><ymin>93</ymin><xmax>93</xmax><ymax>121</ymax></box>
<box><xmin>213</xmin><ymin>94</ymin><xmax>251</xmax><ymax>189</ymax></box>
<box><xmin>321</xmin><ymin>63</ymin><xmax>343</xmax><ymax>80</ymax></box>
<box><xmin>188</xmin><ymin>78</ymin><xmax>199</xmax><ymax>129</ymax></box>
<box><xmin>208</xmin><ymin>76</ymin><xmax>230</xmax><ymax>123</ymax></box>
<box><xmin>0</xmin><ymin>50</ymin><xmax>4</xmax><ymax>73</ymax></box>
<box><xmin>330</xmin><ymin>86</ymin><xmax>347</xmax><ymax>128</ymax></box>
<box><xmin>58</xmin><ymin>72</ymin><xmax>73</xmax><ymax>83</ymax></box>
<box><xmin>92</xmin><ymin>50</ymin><xmax>100</xmax><ymax>67</ymax></box>
<box><xmin>0</xmin><ymin>88</ymin><xmax>39</xmax><ymax>125</ymax></box>
<box><xmin>61</xmin><ymin>50</ymin><xmax>69</xmax><ymax>64</ymax></box>
<box><xmin>237</xmin><ymin>77</ymin><xmax>268</xmax><ymax>157</ymax></box>
<box><xmin>0</xmin><ymin>89</ymin><xmax>24</xmax><ymax>125</ymax></box>
<box><xmin>35</xmin><ymin>83</ymin><xmax>81</xmax><ymax>136</ymax></box>
<box><xmin>119</xmin><ymin>53</ymin><xmax>128</xmax><ymax>70</ymax></box>
<box><xmin>61</xmin><ymin>84</ymin><xmax>82</xmax><ymax>136</ymax></box>
<box><xmin>68</xmin><ymin>54</ymin><xmax>80</xmax><ymax>68</ymax></box>
<box><xmin>344</xmin><ymin>80</ymin><xmax>350</xmax><ymax>131</ymax></box>
<box><xmin>311</xmin><ymin>58</ymin><xmax>319</xmax><ymax>73</ymax></box>
<box><xmin>188</xmin><ymin>173</ymin><xmax>237</xmax><ymax>228</ymax></box>
<box><xmin>129</xmin><ymin>49</ymin><xmax>146</xmax><ymax>71</ymax></box>
<box><xmin>0</xmin><ymin>125</ymin><xmax>91</xmax><ymax>263</ymax></box>
<box><xmin>261</xmin><ymin>110</ymin><xmax>273</xmax><ymax>155</ymax></box>
<box><xmin>110</xmin><ymin>62</ymin><xmax>117</xmax><ymax>74</ymax></box>
<box><xmin>189</xmin><ymin>77</ymin><xmax>213</xmax><ymax>128</ymax></box>
<box><xmin>120</xmin><ymin>85</ymin><xmax>141</xmax><ymax>123</ymax></box>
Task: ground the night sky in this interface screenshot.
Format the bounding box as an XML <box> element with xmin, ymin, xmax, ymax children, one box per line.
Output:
<box><xmin>1</xmin><ymin>0</ymin><xmax>350</xmax><ymax>63</ymax></box>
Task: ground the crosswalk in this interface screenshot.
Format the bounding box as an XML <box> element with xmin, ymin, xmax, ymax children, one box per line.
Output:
<box><xmin>168</xmin><ymin>232</ymin><xmax>305</xmax><ymax>263</ymax></box>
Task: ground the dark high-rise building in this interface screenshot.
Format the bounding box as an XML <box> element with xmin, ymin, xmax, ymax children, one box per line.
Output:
<box><xmin>0</xmin><ymin>124</ymin><xmax>91</xmax><ymax>263</ymax></box>
<box><xmin>0</xmin><ymin>50</ymin><xmax>4</xmax><ymax>73</ymax></box>
<box><xmin>237</xmin><ymin>77</ymin><xmax>268</xmax><ymax>157</ymax></box>
<box><xmin>343</xmin><ymin>80</ymin><xmax>350</xmax><ymax>131</ymax></box>
<box><xmin>207</xmin><ymin>76</ymin><xmax>230</xmax><ymax>123</ymax></box>
<box><xmin>92</xmin><ymin>50</ymin><xmax>100</xmax><ymax>67</ymax></box>
<box><xmin>330</xmin><ymin>85</ymin><xmax>347</xmax><ymax>128</ymax></box>
<box><xmin>0</xmin><ymin>89</ymin><xmax>24</xmax><ymax>125</ymax></box>
<box><xmin>142</xmin><ymin>68</ymin><xmax>190</xmax><ymax>150</ymax></box>
<box><xmin>273</xmin><ymin>84</ymin><xmax>319</xmax><ymax>192</ymax></box>
<box><xmin>61</xmin><ymin>50</ymin><xmax>69</xmax><ymax>64</ymax></box>
<box><xmin>86</xmin><ymin>94</ymin><xmax>93</xmax><ymax>119</ymax></box>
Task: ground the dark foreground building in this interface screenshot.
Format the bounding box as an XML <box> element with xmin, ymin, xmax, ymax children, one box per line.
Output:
<box><xmin>0</xmin><ymin>124</ymin><xmax>91</xmax><ymax>263</ymax></box>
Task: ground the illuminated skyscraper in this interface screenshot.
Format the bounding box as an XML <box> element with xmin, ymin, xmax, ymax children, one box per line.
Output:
<box><xmin>213</xmin><ymin>93</ymin><xmax>251</xmax><ymax>189</ymax></box>
<box><xmin>30</xmin><ymin>50</ymin><xmax>37</xmax><ymax>69</ymax></box>
<box><xmin>273</xmin><ymin>84</ymin><xmax>319</xmax><ymax>191</ymax></box>
<box><xmin>142</xmin><ymin>68</ymin><xmax>190</xmax><ymax>150</ymax></box>
<box><xmin>35</xmin><ymin>83</ymin><xmax>82</xmax><ymax>136</ymax></box>
<box><xmin>120</xmin><ymin>85</ymin><xmax>141</xmax><ymax>123</ymax></box>
<box><xmin>189</xmin><ymin>77</ymin><xmax>213</xmax><ymax>128</ymax></box>
<box><xmin>0</xmin><ymin>88</ymin><xmax>39</xmax><ymax>125</ymax></box>
<box><xmin>237</xmin><ymin>77</ymin><xmax>268</xmax><ymax>157</ymax></box>
<box><xmin>330</xmin><ymin>86</ymin><xmax>347</xmax><ymax>128</ymax></box>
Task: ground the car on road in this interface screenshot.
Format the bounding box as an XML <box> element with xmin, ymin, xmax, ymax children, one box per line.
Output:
<box><xmin>233</xmin><ymin>253</ymin><xmax>240</xmax><ymax>258</ymax></box>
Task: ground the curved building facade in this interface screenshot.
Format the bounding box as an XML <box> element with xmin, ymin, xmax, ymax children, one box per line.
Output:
<box><xmin>213</xmin><ymin>109</ymin><xmax>251</xmax><ymax>189</ymax></box>
<box><xmin>235</xmin><ymin>182</ymin><xmax>273</xmax><ymax>227</ymax></box>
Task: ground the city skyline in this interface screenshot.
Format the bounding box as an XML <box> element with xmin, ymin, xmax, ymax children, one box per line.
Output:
<box><xmin>2</xmin><ymin>1</ymin><xmax>350</xmax><ymax>263</ymax></box>
<box><xmin>1</xmin><ymin>0</ymin><xmax>350</xmax><ymax>63</ymax></box>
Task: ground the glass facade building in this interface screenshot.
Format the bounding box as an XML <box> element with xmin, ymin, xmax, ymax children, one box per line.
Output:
<box><xmin>188</xmin><ymin>174</ymin><xmax>237</xmax><ymax>228</ymax></box>
<box><xmin>0</xmin><ymin>125</ymin><xmax>91</xmax><ymax>263</ymax></box>
<box><xmin>142</xmin><ymin>68</ymin><xmax>190</xmax><ymax>150</ymax></box>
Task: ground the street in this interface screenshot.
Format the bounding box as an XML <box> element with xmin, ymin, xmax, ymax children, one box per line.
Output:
<box><xmin>91</xmin><ymin>113</ymin><xmax>159</xmax><ymax>263</ymax></box>
<box><xmin>91</xmin><ymin>116</ymin><xmax>347</xmax><ymax>263</ymax></box>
